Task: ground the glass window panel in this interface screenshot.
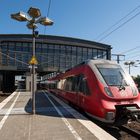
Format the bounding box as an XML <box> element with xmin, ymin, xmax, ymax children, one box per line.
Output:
<box><xmin>60</xmin><ymin>45</ymin><xmax>65</xmax><ymax>54</ymax></box>
<box><xmin>66</xmin><ymin>63</ymin><xmax>72</xmax><ymax>69</ymax></box>
<box><xmin>83</xmin><ymin>52</ymin><xmax>88</xmax><ymax>59</ymax></box>
<box><xmin>42</xmin><ymin>43</ymin><xmax>47</xmax><ymax>48</ymax></box>
<box><xmin>29</xmin><ymin>43</ymin><xmax>32</xmax><ymax>47</ymax></box>
<box><xmin>2</xmin><ymin>58</ymin><xmax>7</xmax><ymax>65</ymax></box>
<box><xmin>66</xmin><ymin>55</ymin><xmax>71</xmax><ymax>61</ymax></box>
<box><xmin>88</xmin><ymin>48</ymin><xmax>93</xmax><ymax>59</ymax></box>
<box><xmin>54</xmin><ymin>51</ymin><xmax>60</xmax><ymax>58</ymax></box>
<box><xmin>66</xmin><ymin>45</ymin><xmax>71</xmax><ymax>54</ymax></box>
<box><xmin>77</xmin><ymin>57</ymin><xmax>82</xmax><ymax>64</ymax></box>
<box><xmin>83</xmin><ymin>47</ymin><xmax>87</xmax><ymax>52</ymax></box>
<box><xmin>72</xmin><ymin>56</ymin><xmax>77</xmax><ymax>65</ymax></box>
<box><xmin>16</xmin><ymin>46</ymin><xmax>22</xmax><ymax>51</ymax></box>
<box><xmin>16</xmin><ymin>53</ymin><xmax>22</xmax><ymax>66</ymax></box>
<box><xmin>54</xmin><ymin>45</ymin><xmax>60</xmax><ymax>54</ymax></box>
<box><xmin>102</xmin><ymin>51</ymin><xmax>107</xmax><ymax>59</ymax></box>
<box><xmin>1</xmin><ymin>42</ymin><xmax>8</xmax><ymax>47</ymax></box>
<box><xmin>60</xmin><ymin>63</ymin><xmax>66</xmax><ymax>69</ymax></box>
<box><xmin>98</xmin><ymin>50</ymin><xmax>103</xmax><ymax>58</ymax></box>
<box><xmin>2</xmin><ymin>51</ymin><xmax>7</xmax><ymax>65</ymax></box>
<box><xmin>92</xmin><ymin>49</ymin><xmax>97</xmax><ymax>59</ymax></box>
<box><xmin>72</xmin><ymin>46</ymin><xmax>77</xmax><ymax>55</ymax></box>
<box><xmin>36</xmin><ymin>43</ymin><xmax>42</xmax><ymax>52</ymax></box>
<box><xmin>29</xmin><ymin>43</ymin><xmax>32</xmax><ymax>52</ymax></box>
<box><xmin>9</xmin><ymin>42</ymin><xmax>15</xmax><ymax>47</ymax></box>
<box><xmin>36</xmin><ymin>54</ymin><xmax>42</xmax><ymax>63</ymax></box>
<box><xmin>60</xmin><ymin>45</ymin><xmax>65</xmax><ymax>50</ymax></box>
<box><xmin>8</xmin><ymin>52</ymin><xmax>15</xmax><ymax>65</ymax></box>
<box><xmin>42</xmin><ymin>48</ymin><xmax>48</xmax><ymax>54</ymax></box>
<box><xmin>23</xmin><ymin>46</ymin><xmax>29</xmax><ymax>52</ymax></box>
<box><xmin>48</xmin><ymin>61</ymin><xmax>53</xmax><ymax>67</ymax></box>
<box><xmin>54</xmin><ymin>59</ymin><xmax>59</xmax><ymax>67</ymax></box>
<box><xmin>83</xmin><ymin>48</ymin><xmax>87</xmax><ymax>59</ymax></box>
<box><xmin>41</xmin><ymin>55</ymin><xmax>47</xmax><ymax>61</ymax></box>
<box><xmin>66</xmin><ymin>45</ymin><xmax>71</xmax><ymax>50</ymax></box>
<box><xmin>47</xmin><ymin>44</ymin><xmax>54</xmax><ymax>53</ymax></box>
<box><xmin>22</xmin><ymin>54</ymin><xmax>29</xmax><ymax>64</ymax></box>
<box><xmin>1</xmin><ymin>45</ymin><xmax>7</xmax><ymax>51</ymax></box>
<box><xmin>23</xmin><ymin>43</ymin><xmax>28</xmax><ymax>47</ymax></box>
<box><xmin>77</xmin><ymin>47</ymin><xmax>82</xmax><ymax>56</ymax></box>
<box><xmin>9</xmin><ymin>42</ymin><xmax>15</xmax><ymax>51</ymax></box>
<box><xmin>36</xmin><ymin>43</ymin><xmax>41</xmax><ymax>48</ymax></box>
<box><xmin>16</xmin><ymin>42</ymin><xmax>22</xmax><ymax>47</ymax></box>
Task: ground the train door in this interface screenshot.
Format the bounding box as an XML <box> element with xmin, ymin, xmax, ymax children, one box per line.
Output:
<box><xmin>77</xmin><ymin>74</ymin><xmax>90</xmax><ymax>110</ymax></box>
<box><xmin>71</xmin><ymin>76</ymin><xmax>80</xmax><ymax>105</ymax></box>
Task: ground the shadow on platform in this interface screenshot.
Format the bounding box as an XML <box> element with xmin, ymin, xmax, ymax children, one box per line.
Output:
<box><xmin>24</xmin><ymin>93</ymin><xmax>86</xmax><ymax>120</ymax></box>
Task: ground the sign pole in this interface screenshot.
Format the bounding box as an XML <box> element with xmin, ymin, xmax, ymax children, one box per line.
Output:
<box><xmin>32</xmin><ymin>27</ymin><xmax>36</xmax><ymax>114</ymax></box>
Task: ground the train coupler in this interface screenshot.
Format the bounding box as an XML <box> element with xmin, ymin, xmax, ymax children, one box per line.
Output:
<box><xmin>126</xmin><ymin>106</ymin><xmax>140</xmax><ymax>123</ymax></box>
<box><xmin>114</xmin><ymin>105</ymin><xmax>140</xmax><ymax>126</ymax></box>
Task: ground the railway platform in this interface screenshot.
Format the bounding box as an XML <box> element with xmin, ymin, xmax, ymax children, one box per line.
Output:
<box><xmin>0</xmin><ymin>90</ymin><xmax>116</xmax><ymax>140</ymax></box>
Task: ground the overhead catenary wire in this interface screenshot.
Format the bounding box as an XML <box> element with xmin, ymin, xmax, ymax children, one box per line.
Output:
<box><xmin>98</xmin><ymin>10</ymin><xmax>140</xmax><ymax>41</ymax></box>
<box><xmin>47</xmin><ymin>0</ymin><xmax>52</xmax><ymax>17</ymax></box>
<box><xmin>0</xmin><ymin>51</ymin><xmax>29</xmax><ymax>66</ymax></box>
<box><xmin>126</xmin><ymin>54</ymin><xmax>140</xmax><ymax>59</ymax></box>
<box><xmin>118</xmin><ymin>46</ymin><xmax>140</xmax><ymax>61</ymax></box>
<box><xmin>44</xmin><ymin>0</ymin><xmax>52</xmax><ymax>35</ymax></box>
<box><xmin>123</xmin><ymin>49</ymin><xmax>140</xmax><ymax>56</ymax></box>
<box><xmin>40</xmin><ymin>0</ymin><xmax>52</xmax><ymax>51</ymax></box>
<box><xmin>119</xmin><ymin>46</ymin><xmax>140</xmax><ymax>54</ymax></box>
<box><xmin>95</xmin><ymin>5</ymin><xmax>140</xmax><ymax>40</ymax></box>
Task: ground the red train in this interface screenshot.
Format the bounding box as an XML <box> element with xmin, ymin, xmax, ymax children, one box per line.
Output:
<box><xmin>48</xmin><ymin>59</ymin><xmax>140</xmax><ymax>125</ymax></box>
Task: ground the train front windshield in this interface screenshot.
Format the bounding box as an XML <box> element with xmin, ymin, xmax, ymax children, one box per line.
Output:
<box><xmin>96</xmin><ymin>64</ymin><xmax>133</xmax><ymax>86</ymax></box>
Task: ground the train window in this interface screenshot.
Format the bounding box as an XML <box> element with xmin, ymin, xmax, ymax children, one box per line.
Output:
<box><xmin>64</xmin><ymin>77</ymin><xmax>73</xmax><ymax>91</ymax></box>
<box><xmin>59</xmin><ymin>75</ymin><xmax>90</xmax><ymax>95</ymax></box>
<box><xmin>71</xmin><ymin>76</ymin><xmax>80</xmax><ymax>91</ymax></box>
<box><xmin>97</xmin><ymin>65</ymin><xmax>128</xmax><ymax>86</ymax></box>
<box><xmin>78</xmin><ymin>75</ymin><xmax>90</xmax><ymax>96</ymax></box>
<box><xmin>62</xmin><ymin>76</ymin><xmax>81</xmax><ymax>92</ymax></box>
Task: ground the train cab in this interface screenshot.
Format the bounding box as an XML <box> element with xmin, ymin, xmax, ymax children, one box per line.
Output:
<box><xmin>88</xmin><ymin>60</ymin><xmax>140</xmax><ymax>124</ymax></box>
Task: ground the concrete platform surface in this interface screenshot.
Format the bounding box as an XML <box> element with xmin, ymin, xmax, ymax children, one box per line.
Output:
<box><xmin>0</xmin><ymin>91</ymin><xmax>116</xmax><ymax>140</ymax></box>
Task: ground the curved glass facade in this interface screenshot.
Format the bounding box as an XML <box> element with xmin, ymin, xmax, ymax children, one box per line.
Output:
<box><xmin>0</xmin><ymin>34</ymin><xmax>111</xmax><ymax>73</ymax></box>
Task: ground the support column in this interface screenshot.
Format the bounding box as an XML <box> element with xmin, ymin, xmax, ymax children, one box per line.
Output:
<box><xmin>25</xmin><ymin>72</ymin><xmax>31</xmax><ymax>91</ymax></box>
<box><xmin>25</xmin><ymin>72</ymin><xmax>37</xmax><ymax>92</ymax></box>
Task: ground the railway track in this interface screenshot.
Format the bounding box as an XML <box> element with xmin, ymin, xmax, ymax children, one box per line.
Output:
<box><xmin>119</xmin><ymin>124</ymin><xmax>140</xmax><ymax>139</ymax></box>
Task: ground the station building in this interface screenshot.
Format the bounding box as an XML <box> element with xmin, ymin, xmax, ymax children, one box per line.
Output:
<box><xmin>0</xmin><ymin>34</ymin><xmax>111</xmax><ymax>92</ymax></box>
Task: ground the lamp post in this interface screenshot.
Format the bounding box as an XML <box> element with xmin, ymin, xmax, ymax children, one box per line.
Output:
<box><xmin>11</xmin><ymin>7</ymin><xmax>53</xmax><ymax>114</ymax></box>
<box><xmin>124</xmin><ymin>61</ymin><xmax>135</xmax><ymax>74</ymax></box>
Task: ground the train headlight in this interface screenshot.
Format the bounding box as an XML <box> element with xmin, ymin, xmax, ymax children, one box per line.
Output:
<box><xmin>131</xmin><ymin>87</ymin><xmax>138</xmax><ymax>96</ymax></box>
<box><xmin>104</xmin><ymin>87</ymin><xmax>114</xmax><ymax>97</ymax></box>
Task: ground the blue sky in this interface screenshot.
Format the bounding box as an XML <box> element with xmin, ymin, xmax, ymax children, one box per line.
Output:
<box><xmin>0</xmin><ymin>0</ymin><xmax>140</xmax><ymax>76</ymax></box>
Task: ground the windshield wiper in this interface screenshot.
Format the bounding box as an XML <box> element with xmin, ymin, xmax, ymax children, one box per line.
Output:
<box><xmin>119</xmin><ymin>85</ymin><xmax>126</xmax><ymax>91</ymax></box>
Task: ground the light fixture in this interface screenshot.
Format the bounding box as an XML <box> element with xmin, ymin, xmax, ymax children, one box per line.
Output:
<box><xmin>27</xmin><ymin>7</ymin><xmax>41</xmax><ymax>18</ymax></box>
<box><xmin>37</xmin><ymin>17</ymin><xmax>53</xmax><ymax>26</ymax></box>
<box><xmin>11</xmin><ymin>11</ymin><xmax>29</xmax><ymax>21</ymax></box>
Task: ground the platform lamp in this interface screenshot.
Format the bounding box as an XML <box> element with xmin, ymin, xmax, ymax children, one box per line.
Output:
<box><xmin>11</xmin><ymin>7</ymin><xmax>53</xmax><ymax>114</ymax></box>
